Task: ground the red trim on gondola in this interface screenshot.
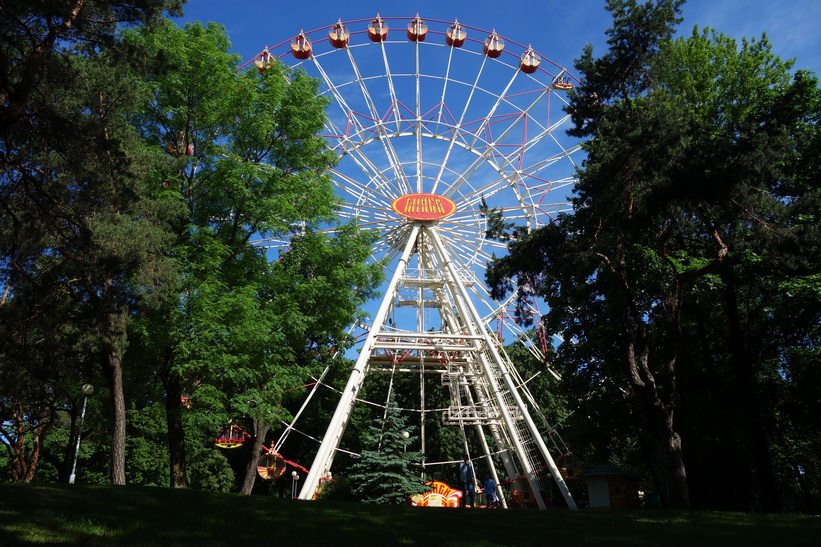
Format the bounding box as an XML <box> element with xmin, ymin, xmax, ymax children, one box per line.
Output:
<box><xmin>368</xmin><ymin>14</ymin><xmax>388</xmax><ymax>42</ymax></box>
<box><xmin>407</xmin><ymin>15</ymin><xmax>427</xmax><ymax>42</ymax></box>
<box><xmin>291</xmin><ymin>32</ymin><xmax>312</xmax><ymax>60</ymax></box>
<box><xmin>519</xmin><ymin>47</ymin><xmax>540</xmax><ymax>74</ymax></box>
<box><xmin>445</xmin><ymin>20</ymin><xmax>466</xmax><ymax>48</ymax></box>
<box><xmin>483</xmin><ymin>31</ymin><xmax>504</xmax><ymax>58</ymax></box>
<box><xmin>329</xmin><ymin>19</ymin><xmax>350</xmax><ymax>48</ymax></box>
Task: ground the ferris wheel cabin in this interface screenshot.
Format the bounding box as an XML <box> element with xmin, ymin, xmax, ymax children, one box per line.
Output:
<box><xmin>368</xmin><ymin>14</ymin><xmax>388</xmax><ymax>42</ymax></box>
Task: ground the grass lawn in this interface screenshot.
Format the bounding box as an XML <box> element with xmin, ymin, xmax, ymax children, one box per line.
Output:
<box><xmin>1</xmin><ymin>483</ymin><xmax>819</xmax><ymax>546</ymax></box>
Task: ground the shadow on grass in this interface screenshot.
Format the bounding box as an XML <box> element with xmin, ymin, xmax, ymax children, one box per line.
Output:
<box><xmin>1</xmin><ymin>483</ymin><xmax>819</xmax><ymax>546</ymax></box>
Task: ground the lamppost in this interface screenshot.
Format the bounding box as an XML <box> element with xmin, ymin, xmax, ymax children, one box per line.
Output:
<box><xmin>401</xmin><ymin>431</ymin><xmax>409</xmax><ymax>453</ymax></box>
<box><xmin>68</xmin><ymin>384</ymin><xmax>94</xmax><ymax>485</ymax></box>
<box><xmin>291</xmin><ymin>470</ymin><xmax>300</xmax><ymax>498</ymax></box>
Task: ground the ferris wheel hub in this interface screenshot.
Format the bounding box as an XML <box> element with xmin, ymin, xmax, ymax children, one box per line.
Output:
<box><xmin>391</xmin><ymin>193</ymin><xmax>457</xmax><ymax>221</ymax></box>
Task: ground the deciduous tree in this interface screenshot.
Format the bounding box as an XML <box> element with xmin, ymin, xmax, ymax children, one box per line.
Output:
<box><xmin>125</xmin><ymin>20</ymin><xmax>382</xmax><ymax>491</ymax></box>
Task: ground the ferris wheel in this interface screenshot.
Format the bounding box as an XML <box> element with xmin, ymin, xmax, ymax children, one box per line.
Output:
<box><xmin>254</xmin><ymin>15</ymin><xmax>582</xmax><ymax>510</ymax></box>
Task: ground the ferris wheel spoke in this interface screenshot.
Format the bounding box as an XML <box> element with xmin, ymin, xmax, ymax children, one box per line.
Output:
<box><xmin>519</xmin><ymin>112</ymin><xmax>575</xmax><ymax>156</ymax></box>
<box><xmin>377</xmin><ymin>39</ymin><xmax>402</xmax><ymax>135</ymax></box>
<box><xmin>450</xmin><ymin>169</ymin><xmax>515</xmax><ymax>207</ymax></box>
<box><xmin>435</xmin><ymin>41</ymin><xmax>458</xmax><ymax>127</ymax></box>
<box><xmin>337</xmin><ymin>207</ymin><xmax>397</xmax><ymax>227</ymax></box>
<box><xmin>467</xmin><ymin>71</ymin><xmax>521</xmax><ymax>151</ymax></box>
<box><xmin>345</xmin><ymin>47</ymin><xmax>414</xmax><ymax>195</ymax></box>
<box><xmin>312</xmin><ymin>77</ymin><xmax>408</xmax><ymax>201</ymax></box>
<box><xmin>331</xmin><ymin>167</ymin><xmax>397</xmax><ymax>208</ymax></box>
<box><xmin>516</xmin><ymin>146</ymin><xmax>582</xmax><ymax>212</ymax></box>
<box><xmin>311</xmin><ymin>54</ymin><xmax>370</xmax><ymax>138</ymax></box>
<box><xmin>473</xmin><ymin>89</ymin><xmax>553</xmax><ymax>175</ymax></box>
<box><xmin>442</xmin><ymin>229</ymin><xmax>501</xmax><ymax>265</ymax></box>
<box><xmin>414</xmin><ymin>39</ymin><xmax>423</xmax><ymax>193</ymax></box>
<box><xmin>521</xmin><ymin>141</ymin><xmax>583</xmax><ymax>176</ymax></box>
<box><xmin>431</xmin><ymin>54</ymin><xmax>491</xmax><ymax>195</ymax></box>
<box><xmin>337</xmin><ymin>129</ymin><xmax>410</xmax><ymax>200</ymax></box>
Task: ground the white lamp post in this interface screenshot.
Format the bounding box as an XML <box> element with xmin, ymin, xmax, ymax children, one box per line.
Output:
<box><xmin>401</xmin><ymin>430</ymin><xmax>409</xmax><ymax>453</ymax></box>
<box><xmin>68</xmin><ymin>384</ymin><xmax>94</xmax><ymax>485</ymax></box>
<box><xmin>291</xmin><ymin>470</ymin><xmax>300</xmax><ymax>498</ymax></box>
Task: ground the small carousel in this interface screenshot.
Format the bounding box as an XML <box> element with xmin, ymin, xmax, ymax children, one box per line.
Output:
<box><xmin>214</xmin><ymin>423</ymin><xmax>250</xmax><ymax>449</ymax></box>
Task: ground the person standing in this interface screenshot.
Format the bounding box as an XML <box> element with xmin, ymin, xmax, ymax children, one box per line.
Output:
<box><xmin>459</xmin><ymin>456</ymin><xmax>475</xmax><ymax>508</ymax></box>
<box><xmin>482</xmin><ymin>477</ymin><xmax>499</xmax><ymax>508</ymax></box>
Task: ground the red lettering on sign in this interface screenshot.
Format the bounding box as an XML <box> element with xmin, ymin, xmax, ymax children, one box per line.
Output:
<box><xmin>391</xmin><ymin>193</ymin><xmax>456</xmax><ymax>221</ymax></box>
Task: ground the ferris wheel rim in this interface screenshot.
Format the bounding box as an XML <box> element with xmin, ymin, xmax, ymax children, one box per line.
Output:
<box><xmin>247</xmin><ymin>16</ymin><xmax>581</xmax><ymax>82</ymax></box>
<box><xmin>262</xmin><ymin>20</ymin><xmax>580</xmax><ymax>506</ymax></box>
<box><xmin>253</xmin><ymin>16</ymin><xmax>580</xmax><ymax>341</ymax></box>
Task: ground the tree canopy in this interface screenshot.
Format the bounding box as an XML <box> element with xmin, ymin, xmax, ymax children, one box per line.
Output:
<box><xmin>1</xmin><ymin>7</ymin><xmax>383</xmax><ymax>494</ymax></box>
<box><xmin>487</xmin><ymin>0</ymin><xmax>820</xmax><ymax>511</ymax></box>
<box><xmin>2</xmin><ymin>1</ymin><xmax>818</xmax><ymax>514</ymax></box>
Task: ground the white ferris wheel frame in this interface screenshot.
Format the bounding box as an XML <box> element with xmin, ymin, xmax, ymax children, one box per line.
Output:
<box><xmin>251</xmin><ymin>15</ymin><xmax>582</xmax><ymax>510</ymax></box>
<box><xmin>251</xmin><ymin>15</ymin><xmax>581</xmax><ymax>363</ymax></box>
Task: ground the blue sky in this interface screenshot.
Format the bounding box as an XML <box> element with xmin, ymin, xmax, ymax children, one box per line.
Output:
<box><xmin>173</xmin><ymin>0</ymin><xmax>820</xmax><ymax>346</ymax></box>
<box><xmin>177</xmin><ymin>0</ymin><xmax>820</xmax><ymax>76</ymax></box>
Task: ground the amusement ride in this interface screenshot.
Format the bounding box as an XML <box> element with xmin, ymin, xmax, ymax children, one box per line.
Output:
<box><xmin>246</xmin><ymin>15</ymin><xmax>583</xmax><ymax>509</ymax></box>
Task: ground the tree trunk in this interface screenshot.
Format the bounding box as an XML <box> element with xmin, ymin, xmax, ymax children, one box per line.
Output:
<box><xmin>162</xmin><ymin>362</ymin><xmax>188</xmax><ymax>488</ymax></box>
<box><xmin>5</xmin><ymin>404</ymin><xmax>49</xmax><ymax>483</ymax></box>
<box><xmin>721</xmin><ymin>270</ymin><xmax>780</xmax><ymax>512</ymax></box>
<box><xmin>102</xmin><ymin>344</ymin><xmax>127</xmax><ymax>485</ymax></box>
<box><xmin>618</xmin><ymin>261</ymin><xmax>690</xmax><ymax>509</ymax></box>
<box><xmin>651</xmin><ymin>402</ymin><xmax>689</xmax><ymax>509</ymax></box>
<box><xmin>627</xmin><ymin>348</ymin><xmax>690</xmax><ymax>509</ymax></box>
<box><xmin>240</xmin><ymin>421</ymin><xmax>270</xmax><ymax>495</ymax></box>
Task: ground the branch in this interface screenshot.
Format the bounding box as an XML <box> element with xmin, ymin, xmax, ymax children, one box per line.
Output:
<box><xmin>4</xmin><ymin>1</ymin><xmax>87</xmax><ymax>124</ymax></box>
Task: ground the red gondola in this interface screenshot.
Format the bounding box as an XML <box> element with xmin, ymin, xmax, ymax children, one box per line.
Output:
<box><xmin>290</xmin><ymin>31</ymin><xmax>312</xmax><ymax>60</ymax></box>
<box><xmin>407</xmin><ymin>15</ymin><xmax>427</xmax><ymax>42</ymax></box>
<box><xmin>215</xmin><ymin>423</ymin><xmax>249</xmax><ymax>449</ymax></box>
<box><xmin>483</xmin><ymin>31</ymin><xmax>504</xmax><ymax>58</ymax></box>
<box><xmin>257</xmin><ymin>450</ymin><xmax>287</xmax><ymax>481</ymax></box>
<box><xmin>519</xmin><ymin>46</ymin><xmax>541</xmax><ymax>74</ymax></box>
<box><xmin>254</xmin><ymin>47</ymin><xmax>273</xmax><ymax>74</ymax></box>
<box><xmin>445</xmin><ymin>20</ymin><xmax>466</xmax><ymax>47</ymax></box>
<box><xmin>329</xmin><ymin>19</ymin><xmax>350</xmax><ymax>48</ymax></box>
<box><xmin>368</xmin><ymin>14</ymin><xmax>388</xmax><ymax>42</ymax></box>
<box><xmin>169</xmin><ymin>131</ymin><xmax>193</xmax><ymax>157</ymax></box>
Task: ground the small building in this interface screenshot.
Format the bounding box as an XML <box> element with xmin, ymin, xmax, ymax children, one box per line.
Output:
<box><xmin>577</xmin><ymin>462</ymin><xmax>640</xmax><ymax>509</ymax></box>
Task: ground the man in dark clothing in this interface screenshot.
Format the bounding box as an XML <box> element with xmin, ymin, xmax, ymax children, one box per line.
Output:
<box><xmin>459</xmin><ymin>457</ymin><xmax>475</xmax><ymax>508</ymax></box>
<box><xmin>483</xmin><ymin>477</ymin><xmax>499</xmax><ymax>508</ymax></box>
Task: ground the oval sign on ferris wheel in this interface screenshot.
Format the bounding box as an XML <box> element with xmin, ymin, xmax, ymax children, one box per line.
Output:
<box><xmin>391</xmin><ymin>193</ymin><xmax>457</xmax><ymax>221</ymax></box>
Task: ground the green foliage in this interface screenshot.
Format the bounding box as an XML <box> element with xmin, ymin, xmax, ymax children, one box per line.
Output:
<box><xmin>0</xmin><ymin>0</ymin><xmax>186</xmax><ymax>485</ymax></box>
<box><xmin>119</xmin><ymin>19</ymin><xmax>383</xmax><ymax>491</ymax></box>
<box><xmin>346</xmin><ymin>398</ymin><xmax>429</xmax><ymax>504</ymax></box>
<box><xmin>125</xmin><ymin>404</ymin><xmax>169</xmax><ymax>487</ymax></box>
<box><xmin>0</xmin><ymin>2</ymin><xmax>383</xmax><ymax>492</ymax></box>
<box><xmin>487</xmin><ymin>0</ymin><xmax>821</xmax><ymax>512</ymax></box>
<box><xmin>186</xmin><ymin>445</ymin><xmax>235</xmax><ymax>493</ymax></box>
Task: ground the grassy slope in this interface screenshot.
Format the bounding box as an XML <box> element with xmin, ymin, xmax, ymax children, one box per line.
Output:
<box><xmin>1</xmin><ymin>483</ymin><xmax>819</xmax><ymax>546</ymax></box>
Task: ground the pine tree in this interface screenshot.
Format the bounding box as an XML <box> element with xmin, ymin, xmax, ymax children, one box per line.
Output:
<box><xmin>347</xmin><ymin>398</ymin><xmax>429</xmax><ymax>504</ymax></box>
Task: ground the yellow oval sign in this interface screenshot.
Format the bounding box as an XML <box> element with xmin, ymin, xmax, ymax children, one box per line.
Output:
<box><xmin>391</xmin><ymin>193</ymin><xmax>457</xmax><ymax>221</ymax></box>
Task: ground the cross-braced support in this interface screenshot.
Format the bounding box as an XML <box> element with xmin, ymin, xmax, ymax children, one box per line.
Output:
<box><xmin>298</xmin><ymin>222</ymin><xmax>576</xmax><ymax>510</ymax></box>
